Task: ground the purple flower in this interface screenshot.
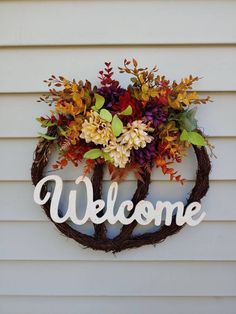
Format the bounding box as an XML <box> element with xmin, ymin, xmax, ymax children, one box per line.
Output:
<box><xmin>131</xmin><ymin>141</ymin><xmax>157</xmax><ymax>166</ymax></box>
<box><xmin>143</xmin><ymin>100</ymin><xmax>168</xmax><ymax>128</ymax></box>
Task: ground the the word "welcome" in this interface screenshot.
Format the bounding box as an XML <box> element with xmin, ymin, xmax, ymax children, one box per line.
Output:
<box><xmin>34</xmin><ymin>175</ymin><xmax>206</xmax><ymax>227</ymax></box>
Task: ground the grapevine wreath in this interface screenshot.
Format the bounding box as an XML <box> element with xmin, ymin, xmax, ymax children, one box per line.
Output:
<box><xmin>31</xmin><ymin>59</ymin><xmax>212</xmax><ymax>252</ymax></box>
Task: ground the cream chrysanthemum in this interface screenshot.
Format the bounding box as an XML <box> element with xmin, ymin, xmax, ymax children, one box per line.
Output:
<box><xmin>80</xmin><ymin>111</ymin><xmax>114</xmax><ymax>145</ymax></box>
<box><xmin>103</xmin><ymin>141</ymin><xmax>130</xmax><ymax>168</ymax></box>
<box><xmin>118</xmin><ymin>120</ymin><xmax>154</xmax><ymax>150</ymax></box>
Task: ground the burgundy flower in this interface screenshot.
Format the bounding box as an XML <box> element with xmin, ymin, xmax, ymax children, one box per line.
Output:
<box><xmin>112</xmin><ymin>91</ymin><xmax>142</xmax><ymax>122</ymax></box>
<box><xmin>97</xmin><ymin>84</ymin><xmax>125</xmax><ymax>109</ymax></box>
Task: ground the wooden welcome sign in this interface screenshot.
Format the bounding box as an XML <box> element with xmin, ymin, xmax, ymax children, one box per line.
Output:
<box><xmin>34</xmin><ymin>175</ymin><xmax>206</xmax><ymax>227</ymax></box>
<box><xmin>31</xmin><ymin>59</ymin><xmax>211</xmax><ymax>252</ymax></box>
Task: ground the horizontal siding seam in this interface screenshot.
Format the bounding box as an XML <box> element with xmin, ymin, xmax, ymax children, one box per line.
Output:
<box><xmin>1</xmin><ymin>43</ymin><xmax>236</xmax><ymax>48</ymax></box>
<box><xmin>1</xmin><ymin>260</ymin><xmax>235</xmax><ymax>264</ymax></box>
<box><xmin>0</xmin><ymin>295</ymin><xmax>236</xmax><ymax>299</ymax></box>
<box><xmin>0</xmin><ymin>293</ymin><xmax>236</xmax><ymax>297</ymax></box>
<box><xmin>1</xmin><ymin>295</ymin><xmax>236</xmax><ymax>299</ymax></box>
<box><xmin>1</xmin><ymin>259</ymin><xmax>236</xmax><ymax>262</ymax></box>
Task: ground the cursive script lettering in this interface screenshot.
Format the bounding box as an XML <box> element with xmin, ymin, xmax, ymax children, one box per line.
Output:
<box><xmin>34</xmin><ymin>175</ymin><xmax>206</xmax><ymax>227</ymax></box>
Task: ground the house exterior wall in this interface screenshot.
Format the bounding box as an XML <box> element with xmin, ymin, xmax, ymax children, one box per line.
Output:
<box><xmin>0</xmin><ymin>1</ymin><xmax>236</xmax><ymax>313</ymax></box>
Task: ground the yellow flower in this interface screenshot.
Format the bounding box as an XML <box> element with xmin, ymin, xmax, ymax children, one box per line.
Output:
<box><xmin>118</xmin><ymin>120</ymin><xmax>154</xmax><ymax>150</ymax></box>
<box><xmin>80</xmin><ymin>111</ymin><xmax>114</xmax><ymax>145</ymax></box>
<box><xmin>103</xmin><ymin>141</ymin><xmax>130</xmax><ymax>168</ymax></box>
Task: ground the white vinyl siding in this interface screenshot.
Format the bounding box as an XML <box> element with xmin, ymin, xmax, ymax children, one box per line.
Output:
<box><xmin>0</xmin><ymin>1</ymin><xmax>236</xmax><ymax>313</ymax></box>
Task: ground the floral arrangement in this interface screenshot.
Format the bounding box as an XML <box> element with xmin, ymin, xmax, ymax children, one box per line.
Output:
<box><xmin>37</xmin><ymin>59</ymin><xmax>210</xmax><ymax>183</ymax></box>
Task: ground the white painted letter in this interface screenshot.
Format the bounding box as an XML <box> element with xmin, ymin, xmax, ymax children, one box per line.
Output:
<box><xmin>184</xmin><ymin>202</ymin><xmax>206</xmax><ymax>226</ymax></box>
<box><xmin>34</xmin><ymin>175</ymin><xmax>71</xmax><ymax>223</ymax></box>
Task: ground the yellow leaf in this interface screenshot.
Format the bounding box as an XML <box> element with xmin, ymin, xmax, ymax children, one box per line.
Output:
<box><xmin>72</xmin><ymin>82</ymin><xmax>78</xmax><ymax>93</ymax></box>
<box><xmin>63</xmin><ymin>79</ymin><xmax>70</xmax><ymax>89</ymax></box>
<box><xmin>79</xmin><ymin>88</ymin><xmax>85</xmax><ymax>98</ymax></box>
<box><xmin>166</xmin><ymin>136</ymin><xmax>177</xmax><ymax>141</ymax></box>
<box><xmin>182</xmin><ymin>98</ymin><xmax>190</xmax><ymax>106</ymax></box>
<box><xmin>168</xmin><ymin>97</ymin><xmax>181</xmax><ymax>110</ymax></box>
<box><xmin>150</xmin><ymin>89</ymin><xmax>159</xmax><ymax>97</ymax></box>
<box><xmin>142</xmin><ymin>84</ymin><xmax>149</xmax><ymax>93</ymax></box>
<box><xmin>188</xmin><ymin>92</ymin><xmax>199</xmax><ymax>101</ymax></box>
<box><xmin>72</xmin><ymin>93</ymin><xmax>79</xmax><ymax>102</ymax></box>
<box><xmin>75</xmin><ymin>98</ymin><xmax>83</xmax><ymax>107</ymax></box>
<box><xmin>139</xmin><ymin>75</ymin><xmax>144</xmax><ymax>84</ymax></box>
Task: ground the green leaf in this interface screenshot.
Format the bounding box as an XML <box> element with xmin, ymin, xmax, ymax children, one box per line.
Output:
<box><xmin>38</xmin><ymin>133</ymin><xmax>56</xmax><ymax>141</ymax></box>
<box><xmin>181</xmin><ymin>117</ymin><xmax>195</xmax><ymax>132</ymax></box>
<box><xmin>36</xmin><ymin>118</ymin><xmax>56</xmax><ymax>128</ymax></box>
<box><xmin>188</xmin><ymin>107</ymin><xmax>197</xmax><ymax>121</ymax></box>
<box><xmin>83</xmin><ymin>149</ymin><xmax>103</xmax><ymax>159</ymax></box>
<box><xmin>100</xmin><ymin>109</ymin><xmax>112</xmax><ymax>122</ymax></box>
<box><xmin>180</xmin><ymin>129</ymin><xmax>189</xmax><ymax>142</ymax></box>
<box><xmin>177</xmin><ymin>108</ymin><xmax>198</xmax><ymax>131</ymax></box>
<box><xmin>36</xmin><ymin>117</ymin><xmax>43</xmax><ymax>123</ymax></box>
<box><xmin>102</xmin><ymin>152</ymin><xmax>112</xmax><ymax>161</ymax></box>
<box><xmin>188</xmin><ymin>131</ymin><xmax>206</xmax><ymax>146</ymax></box>
<box><xmin>112</xmin><ymin>114</ymin><xmax>123</xmax><ymax>137</ymax></box>
<box><xmin>180</xmin><ymin>130</ymin><xmax>206</xmax><ymax>147</ymax></box>
<box><xmin>120</xmin><ymin>105</ymin><xmax>133</xmax><ymax>116</ymax></box>
<box><xmin>58</xmin><ymin>126</ymin><xmax>67</xmax><ymax>136</ymax></box>
<box><xmin>94</xmin><ymin>93</ymin><xmax>105</xmax><ymax>110</ymax></box>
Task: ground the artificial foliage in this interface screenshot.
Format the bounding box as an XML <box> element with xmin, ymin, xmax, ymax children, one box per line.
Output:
<box><xmin>37</xmin><ymin>59</ymin><xmax>211</xmax><ymax>184</ymax></box>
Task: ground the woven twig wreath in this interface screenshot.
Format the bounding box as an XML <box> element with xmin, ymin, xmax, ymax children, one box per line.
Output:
<box><xmin>31</xmin><ymin>59</ymin><xmax>212</xmax><ymax>252</ymax></box>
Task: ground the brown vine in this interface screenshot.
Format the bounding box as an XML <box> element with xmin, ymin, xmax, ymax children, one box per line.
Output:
<box><xmin>31</xmin><ymin>131</ymin><xmax>211</xmax><ymax>252</ymax></box>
